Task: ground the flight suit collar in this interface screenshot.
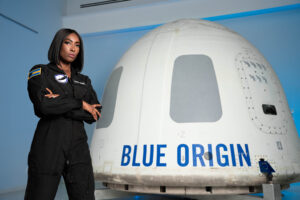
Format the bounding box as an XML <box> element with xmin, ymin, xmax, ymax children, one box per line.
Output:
<box><xmin>47</xmin><ymin>63</ymin><xmax>65</xmax><ymax>74</ymax></box>
<box><xmin>47</xmin><ymin>63</ymin><xmax>79</xmax><ymax>78</ymax></box>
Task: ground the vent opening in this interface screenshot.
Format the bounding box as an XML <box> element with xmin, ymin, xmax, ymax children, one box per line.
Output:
<box><xmin>206</xmin><ymin>186</ymin><xmax>212</xmax><ymax>193</ymax></box>
<box><xmin>160</xmin><ymin>186</ymin><xmax>166</xmax><ymax>193</ymax></box>
<box><xmin>124</xmin><ymin>184</ymin><xmax>129</xmax><ymax>190</ymax></box>
<box><xmin>262</xmin><ymin>104</ymin><xmax>277</xmax><ymax>115</ymax></box>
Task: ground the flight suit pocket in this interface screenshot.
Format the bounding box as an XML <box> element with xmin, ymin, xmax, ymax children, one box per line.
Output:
<box><xmin>73</xmin><ymin>84</ymin><xmax>88</xmax><ymax>100</ymax></box>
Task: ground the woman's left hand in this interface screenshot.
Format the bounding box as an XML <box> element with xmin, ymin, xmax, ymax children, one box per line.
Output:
<box><xmin>45</xmin><ymin>88</ymin><xmax>60</xmax><ymax>98</ymax></box>
<box><xmin>82</xmin><ymin>101</ymin><xmax>101</xmax><ymax>121</ymax></box>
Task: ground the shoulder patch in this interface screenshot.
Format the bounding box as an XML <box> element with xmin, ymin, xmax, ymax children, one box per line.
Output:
<box><xmin>28</xmin><ymin>67</ymin><xmax>41</xmax><ymax>80</ymax></box>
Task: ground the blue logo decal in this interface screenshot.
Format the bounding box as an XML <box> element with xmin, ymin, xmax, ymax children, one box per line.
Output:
<box><xmin>121</xmin><ymin>144</ymin><xmax>251</xmax><ymax>167</ymax></box>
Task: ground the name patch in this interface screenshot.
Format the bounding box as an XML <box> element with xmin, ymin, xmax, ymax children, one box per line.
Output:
<box><xmin>73</xmin><ymin>80</ymin><xmax>86</xmax><ymax>85</ymax></box>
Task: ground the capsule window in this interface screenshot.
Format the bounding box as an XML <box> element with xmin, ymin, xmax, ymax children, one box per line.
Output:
<box><xmin>262</xmin><ymin>104</ymin><xmax>277</xmax><ymax>115</ymax></box>
<box><xmin>96</xmin><ymin>67</ymin><xmax>123</xmax><ymax>129</ymax></box>
<box><xmin>170</xmin><ymin>55</ymin><xmax>222</xmax><ymax>123</ymax></box>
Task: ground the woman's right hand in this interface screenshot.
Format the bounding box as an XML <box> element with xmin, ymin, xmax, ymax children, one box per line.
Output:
<box><xmin>82</xmin><ymin>100</ymin><xmax>101</xmax><ymax>121</ymax></box>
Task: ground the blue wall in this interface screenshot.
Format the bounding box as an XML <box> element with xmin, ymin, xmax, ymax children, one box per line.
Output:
<box><xmin>0</xmin><ymin>0</ymin><xmax>63</xmax><ymax>192</ymax></box>
<box><xmin>0</xmin><ymin>1</ymin><xmax>299</xmax><ymax>193</ymax></box>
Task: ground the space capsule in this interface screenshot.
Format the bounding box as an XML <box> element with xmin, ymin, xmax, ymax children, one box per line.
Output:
<box><xmin>90</xmin><ymin>19</ymin><xmax>300</xmax><ymax>195</ymax></box>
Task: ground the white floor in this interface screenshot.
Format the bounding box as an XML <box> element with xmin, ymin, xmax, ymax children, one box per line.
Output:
<box><xmin>0</xmin><ymin>188</ymin><xmax>262</xmax><ymax>200</ymax></box>
<box><xmin>1</xmin><ymin>182</ymin><xmax>299</xmax><ymax>200</ymax></box>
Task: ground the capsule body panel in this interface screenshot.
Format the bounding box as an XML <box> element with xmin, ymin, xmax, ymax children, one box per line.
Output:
<box><xmin>91</xmin><ymin>19</ymin><xmax>300</xmax><ymax>194</ymax></box>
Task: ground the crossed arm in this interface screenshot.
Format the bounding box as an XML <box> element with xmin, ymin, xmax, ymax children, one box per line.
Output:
<box><xmin>28</xmin><ymin>67</ymin><xmax>101</xmax><ymax>123</ymax></box>
<box><xmin>44</xmin><ymin>87</ymin><xmax>101</xmax><ymax>121</ymax></box>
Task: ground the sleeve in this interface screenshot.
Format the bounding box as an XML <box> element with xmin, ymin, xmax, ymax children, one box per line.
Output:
<box><xmin>27</xmin><ymin>65</ymin><xmax>82</xmax><ymax>118</ymax></box>
<box><xmin>64</xmin><ymin>77</ymin><xmax>101</xmax><ymax>124</ymax></box>
<box><xmin>64</xmin><ymin>107</ymin><xmax>101</xmax><ymax>124</ymax></box>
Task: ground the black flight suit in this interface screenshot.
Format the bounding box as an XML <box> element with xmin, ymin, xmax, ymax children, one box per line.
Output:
<box><xmin>25</xmin><ymin>63</ymin><xmax>100</xmax><ymax>200</ymax></box>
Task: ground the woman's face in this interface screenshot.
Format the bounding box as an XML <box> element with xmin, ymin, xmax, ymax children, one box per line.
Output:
<box><xmin>60</xmin><ymin>33</ymin><xmax>80</xmax><ymax>64</ymax></box>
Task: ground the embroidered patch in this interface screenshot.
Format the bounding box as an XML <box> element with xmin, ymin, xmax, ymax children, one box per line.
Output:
<box><xmin>73</xmin><ymin>80</ymin><xmax>86</xmax><ymax>85</ymax></box>
<box><xmin>28</xmin><ymin>68</ymin><xmax>41</xmax><ymax>80</ymax></box>
<box><xmin>54</xmin><ymin>74</ymin><xmax>68</xmax><ymax>84</ymax></box>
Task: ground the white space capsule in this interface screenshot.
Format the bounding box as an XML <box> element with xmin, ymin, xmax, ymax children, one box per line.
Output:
<box><xmin>91</xmin><ymin>19</ymin><xmax>300</xmax><ymax>195</ymax></box>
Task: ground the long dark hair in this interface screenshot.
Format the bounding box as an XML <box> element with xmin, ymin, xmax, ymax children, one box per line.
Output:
<box><xmin>48</xmin><ymin>28</ymin><xmax>84</xmax><ymax>72</ymax></box>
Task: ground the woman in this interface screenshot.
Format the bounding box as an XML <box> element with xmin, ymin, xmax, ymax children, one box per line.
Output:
<box><xmin>25</xmin><ymin>28</ymin><xmax>101</xmax><ymax>200</ymax></box>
